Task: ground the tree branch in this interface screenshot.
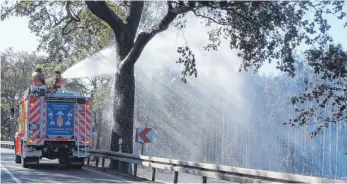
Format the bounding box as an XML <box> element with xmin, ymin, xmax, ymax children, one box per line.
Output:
<box><xmin>61</xmin><ymin>3</ymin><xmax>85</xmax><ymax>35</ymax></box>
<box><xmin>126</xmin><ymin>1</ymin><xmax>144</xmax><ymax>42</ymax></box>
<box><xmin>63</xmin><ymin>25</ymin><xmax>88</xmax><ymax>35</ymax></box>
<box><xmin>85</xmin><ymin>1</ymin><xmax>125</xmax><ymax>34</ymax></box>
<box><xmin>53</xmin><ymin>15</ymin><xmax>69</xmax><ymax>27</ymax></box>
<box><xmin>197</xmin><ymin>2</ymin><xmax>261</xmax><ymax>28</ymax></box>
<box><xmin>118</xmin><ymin>1</ymin><xmax>192</xmax><ymax>71</ymax></box>
<box><xmin>52</xmin><ymin>2</ymin><xmax>82</xmax><ymax>27</ymax></box>
<box><xmin>66</xmin><ymin>1</ymin><xmax>80</xmax><ymax>22</ymax></box>
<box><xmin>62</xmin><ymin>19</ymin><xmax>73</xmax><ymax>35</ymax></box>
<box><xmin>192</xmin><ymin>9</ymin><xmax>228</xmax><ymax>25</ymax></box>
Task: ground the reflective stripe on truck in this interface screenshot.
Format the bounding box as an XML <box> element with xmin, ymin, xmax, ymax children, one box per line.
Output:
<box><xmin>27</xmin><ymin>96</ymin><xmax>44</xmax><ymax>145</ymax></box>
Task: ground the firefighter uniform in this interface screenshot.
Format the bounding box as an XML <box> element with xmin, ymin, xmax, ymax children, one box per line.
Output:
<box><xmin>32</xmin><ymin>64</ymin><xmax>46</xmax><ymax>86</ymax></box>
<box><xmin>53</xmin><ymin>66</ymin><xmax>63</xmax><ymax>91</ymax></box>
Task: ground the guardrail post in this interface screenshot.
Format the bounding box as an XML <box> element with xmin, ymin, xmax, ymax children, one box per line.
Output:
<box><xmin>202</xmin><ymin>176</ymin><xmax>207</xmax><ymax>183</ymax></box>
<box><xmin>101</xmin><ymin>157</ymin><xmax>105</xmax><ymax>168</ymax></box>
<box><xmin>87</xmin><ymin>156</ymin><xmax>90</xmax><ymax>165</ymax></box>
<box><xmin>174</xmin><ymin>171</ymin><xmax>178</xmax><ymax>183</ymax></box>
<box><xmin>134</xmin><ymin>164</ymin><xmax>137</xmax><ymax>177</ymax></box>
<box><xmin>96</xmin><ymin>157</ymin><xmax>99</xmax><ymax>168</ymax></box>
<box><xmin>118</xmin><ymin>161</ymin><xmax>122</xmax><ymax>172</ymax></box>
<box><xmin>152</xmin><ymin>168</ymin><xmax>156</xmax><ymax>181</ymax></box>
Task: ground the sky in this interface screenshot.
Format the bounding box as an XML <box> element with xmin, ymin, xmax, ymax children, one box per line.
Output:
<box><xmin>0</xmin><ymin>17</ymin><xmax>39</xmax><ymax>53</ymax></box>
<box><xmin>0</xmin><ymin>3</ymin><xmax>346</xmax><ymax>76</ymax></box>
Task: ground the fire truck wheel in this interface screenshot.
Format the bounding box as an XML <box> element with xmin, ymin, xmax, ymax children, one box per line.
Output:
<box><xmin>71</xmin><ymin>164</ymin><xmax>83</xmax><ymax>169</ymax></box>
<box><xmin>21</xmin><ymin>156</ymin><xmax>28</xmax><ymax>168</ymax></box>
<box><xmin>35</xmin><ymin>157</ymin><xmax>40</xmax><ymax>164</ymax></box>
<box><xmin>21</xmin><ymin>145</ymin><xmax>28</xmax><ymax>168</ymax></box>
<box><xmin>68</xmin><ymin>158</ymin><xmax>84</xmax><ymax>169</ymax></box>
<box><xmin>58</xmin><ymin>158</ymin><xmax>68</xmax><ymax>164</ymax></box>
<box><xmin>15</xmin><ymin>155</ymin><xmax>21</xmax><ymax>164</ymax></box>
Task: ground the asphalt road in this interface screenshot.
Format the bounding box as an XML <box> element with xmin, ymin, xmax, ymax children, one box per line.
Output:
<box><xmin>0</xmin><ymin>148</ymin><xmax>148</xmax><ymax>183</ymax></box>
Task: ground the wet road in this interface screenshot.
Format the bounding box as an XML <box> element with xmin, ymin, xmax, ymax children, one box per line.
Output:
<box><xmin>0</xmin><ymin>148</ymin><xmax>149</xmax><ymax>183</ymax></box>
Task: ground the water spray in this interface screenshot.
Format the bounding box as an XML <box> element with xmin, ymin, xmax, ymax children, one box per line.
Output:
<box><xmin>62</xmin><ymin>47</ymin><xmax>119</xmax><ymax>79</ymax></box>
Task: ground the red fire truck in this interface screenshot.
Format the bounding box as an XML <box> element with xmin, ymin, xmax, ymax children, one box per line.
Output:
<box><xmin>14</xmin><ymin>85</ymin><xmax>93</xmax><ymax>168</ymax></box>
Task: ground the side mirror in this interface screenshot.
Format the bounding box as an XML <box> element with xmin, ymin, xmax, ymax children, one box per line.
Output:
<box><xmin>39</xmin><ymin>88</ymin><xmax>46</xmax><ymax>96</ymax></box>
<box><xmin>91</xmin><ymin>90</ymin><xmax>94</xmax><ymax>97</ymax></box>
<box><xmin>10</xmin><ymin>107</ymin><xmax>14</xmax><ymax>117</ymax></box>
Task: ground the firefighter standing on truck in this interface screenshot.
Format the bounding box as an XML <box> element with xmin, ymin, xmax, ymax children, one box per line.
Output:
<box><xmin>32</xmin><ymin>64</ymin><xmax>46</xmax><ymax>86</ymax></box>
<box><xmin>53</xmin><ymin>66</ymin><xmax>63</xmax><ymax>92</ymax></box>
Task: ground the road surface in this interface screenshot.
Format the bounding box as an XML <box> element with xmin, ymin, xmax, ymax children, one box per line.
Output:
<box><xmin>0</xmin><ymin>148</ymin><xmax>150</xmax><ymax>183</ymax></box>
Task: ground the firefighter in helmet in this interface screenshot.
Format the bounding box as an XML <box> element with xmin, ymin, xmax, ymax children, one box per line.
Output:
<box><xmin>32</xmin><ymin>64</ymin><xmax>46</xmax><ymax>86</ymax></box>
<box><xmin>52</xmin><ymin>66</ymin><xmax>63</xmax><ymax>91</ymax></box>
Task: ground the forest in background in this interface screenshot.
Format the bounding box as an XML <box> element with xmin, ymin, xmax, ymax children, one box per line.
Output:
<box><xmin>1</xmin><ymin>48</ymin><xmax>346</xmax><ymax>179</ymax></box>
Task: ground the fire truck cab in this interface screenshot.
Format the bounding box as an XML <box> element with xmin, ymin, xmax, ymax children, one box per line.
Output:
<box><xmin>14</xmin><ymin>85</ymin><xmax>93</xmax><ymax>168</ymax></box>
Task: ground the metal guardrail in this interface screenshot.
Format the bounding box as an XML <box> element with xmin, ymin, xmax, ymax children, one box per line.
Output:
<box><xmin>87</xmin><ymin>149</ymin><xmax>347</xmax><ymax>183</ymax></box>
<box><xmin>1</xmin><ymin>141</ymin><xmax>346</xmax><ymax>183</ymax></box>
<box><xmin>1</xmin><ymin>141</ymin><xmax>15</xmax><ymax>149</ymax></box>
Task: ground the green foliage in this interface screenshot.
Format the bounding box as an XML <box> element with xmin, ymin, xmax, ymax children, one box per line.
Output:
<box><xmin>288</xmin><ymin>44</ymin><xmax>347</xmax><ymax>137</ymax></box>
<box><xmin>176</xmin><ymin>1</ymin><xmax>346</xmax><ymax>76</ymax></box>
<box><xmin>0</xmin><ymin>48</ymin><xmax>43</xmax><ymax>140</ymax></box>
<box><xmin>0</xmin><ymin>1</ymin><xmax>119</xmax><ymax>63</ymax></box>
<box><xmin>176</xmin><ymin>46</ymin><xmax>197</xmax><ymax>83</ymax></box>
<box><xmin>1</xmin><ymin>48</ymin><xmax>43</xmax><ymax>103</ymax></box>
<box><xmin>91</xmin><ymin>77</ymin><xmax>113</xmax><ymax>112</ymax></box>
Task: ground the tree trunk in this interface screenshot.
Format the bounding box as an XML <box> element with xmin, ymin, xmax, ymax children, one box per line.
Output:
<box><xmin>95</xmin><ymin>107</ymin><xmax>103</xmax><ymax>150</ymax></box>
<box><xmin>84</xmin><ymin>1</ymin><xmax>180</xmax><ymax>173</ymax></box>
<box><xmin>11</xmin><ymin>119</ymin><xmax>15</xmax><ymax>141</ymax></box>
<box><xmin>109</xmin><ymin>57</ymin><xmax>135</xmax><ymax>174</ymax></box>
<box><xmin>95</xmin><ymin>129</ymin><xmax>101</xmax><ymax>149</ymax></box>
<box><xmin>92</xmin><ymin>128</ymin><xmax>101</xmax><ymax>162</ymax></box>
<box><xmin>92</xmin><ymin>102</ymin><xmax>103</xmax><ymax>162</ymax></box>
